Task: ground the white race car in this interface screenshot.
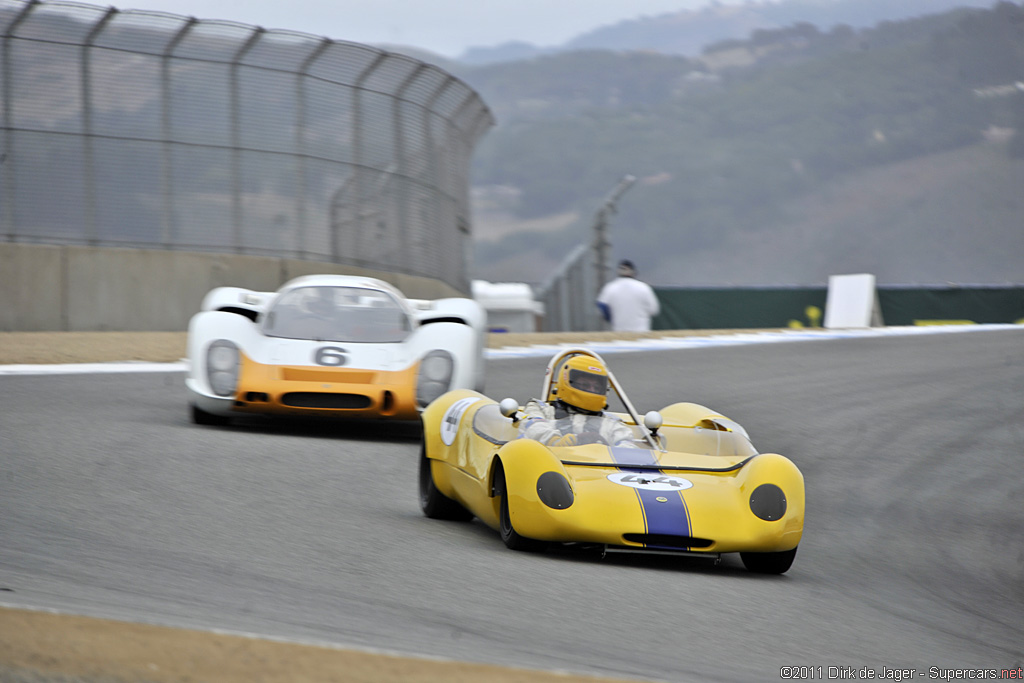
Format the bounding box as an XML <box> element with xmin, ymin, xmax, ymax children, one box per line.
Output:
<box><xmin>186</xmin><ymin>274</ymin><xmax>487</xmax><ymax>426</ymax></box>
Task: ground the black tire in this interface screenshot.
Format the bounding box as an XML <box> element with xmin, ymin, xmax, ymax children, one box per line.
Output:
<box><xmin>191</xmin><ymin>403</ymin><xmax>230</xmax><ymax>426</ymax></box>
<box><xmin>495</xmin><ymin>466</ymin><xmax>547</xmax><ymax>552</ymax></box>
<box><xmin>740</xmin><ymin>546</ymin><xmax>797</xmax><ymax>574</ymax></box>
<box><xmin>419</xmin><ymin>445</ymin><xmax>473</xmax><ymax>521</ymax></box>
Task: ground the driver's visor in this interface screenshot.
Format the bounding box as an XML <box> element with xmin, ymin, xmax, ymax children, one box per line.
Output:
<box><xmin>568</xmin><ymin>369</ymin><xmax>607</xmax><ymax>395</ymax></box>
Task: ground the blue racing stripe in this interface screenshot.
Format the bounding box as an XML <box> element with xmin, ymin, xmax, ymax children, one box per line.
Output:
<box><xmin>609</xmin><ymin>446</ymin><xmax>691</xmax><ymax>547</ymax></box>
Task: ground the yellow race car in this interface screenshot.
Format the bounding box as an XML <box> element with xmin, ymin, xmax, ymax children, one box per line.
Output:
<box><xmin>419</xmin><ymin>347</ymin><xmax>804</xmax><ymax>574</ymax></box>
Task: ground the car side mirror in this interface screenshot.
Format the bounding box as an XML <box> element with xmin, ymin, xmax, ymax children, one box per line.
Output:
<box><xmin>643</xmin><ymin>410</ymin><xmax>663</xmax><ymax>435</ymax></box>
<box><xmin>499</xmin><ymin>398</ymin><xmax>520</xmax><ymax>421</ymax></box>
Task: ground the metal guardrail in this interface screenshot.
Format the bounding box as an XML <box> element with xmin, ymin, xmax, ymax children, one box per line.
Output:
<box><xmin>534</xmin><ymin>242</ymin><xmax>600</xmax><ymax>332</ymax></box>
<box><xmin>0</xmin><ymin>0</ymin><xmax>493</xmax><ymax>293</ymax></box>
<box><xmin>534</xmin><ymin>175</ymin><xmax>636</xmax><ymax>332</ymax></box>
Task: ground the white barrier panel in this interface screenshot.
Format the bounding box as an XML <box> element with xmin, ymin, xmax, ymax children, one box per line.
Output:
<box><xmin>472</xmin><ymin>280</ymin><xmax>545</xmax><ymax>333</ymax></box>
<box><xmin>824</xmin><ymin>273</ymin><xmax>884</xmax><ymax>328</ymax></box>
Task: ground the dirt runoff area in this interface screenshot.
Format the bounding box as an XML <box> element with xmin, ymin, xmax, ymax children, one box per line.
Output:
<box><xmin>0</xmin><ymin>328</ymin><xmax>756</xmax><ymax>365</ymax></box>
<box><xmin>0</xmin><ymin>606</ymin><xmax>643</xmax><ymax>683</ymax></box>
<box><xmin>0</xmin><ymin>328</ymin><xmax>751</xmax><ymax>683</ymax></box>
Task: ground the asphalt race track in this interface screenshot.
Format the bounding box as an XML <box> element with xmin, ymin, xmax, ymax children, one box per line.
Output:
<box><xmin>1</xmin><ymin>328</ymin><xmax>1022</xmax><ymax>682</ymax></box>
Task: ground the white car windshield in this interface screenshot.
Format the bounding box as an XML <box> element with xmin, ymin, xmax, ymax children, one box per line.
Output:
<box><xmin>262</xmin><ymin>286</ymin><xmax>412</xmax><ymax>343</ymax></box>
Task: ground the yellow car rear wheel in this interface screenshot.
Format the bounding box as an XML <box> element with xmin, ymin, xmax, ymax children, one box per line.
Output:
<box><xmin>419</xmin><ymin>444</ymin><xmax>473</xmax><ymax>522</ymax></box>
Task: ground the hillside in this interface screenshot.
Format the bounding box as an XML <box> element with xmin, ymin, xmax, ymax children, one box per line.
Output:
<box><xmin>640</xmin><ymin>141</ymin><xmax>1024</xmax><ymax>285</ymax></box>
<box><xmin>457</xmin><ymin>0</ymin><xmax>998</xmax><ymax>64</ymax></box>
<box><xmin>462</xmin><ymin>2</ymin><xmax>1024</xmax><ymax>287</ymax></box>
<box><xmin>471</xmin><ymin>141</ymin><xmax>1024</xmax><ymax>286</ymax></box>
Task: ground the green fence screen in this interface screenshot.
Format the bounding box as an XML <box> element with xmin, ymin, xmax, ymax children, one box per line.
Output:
<box><xmin>652</xmin><ymin>286</ymin><xmax>1024</xmax><ymax>330</ymax></box>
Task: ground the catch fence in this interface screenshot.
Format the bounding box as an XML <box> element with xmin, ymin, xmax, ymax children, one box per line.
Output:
<box><xmin>535</xmin><ymin>243</ymin><xmax>604</xmax><ymax>332</ymax></box>
<box><xmin>0</xmin><ymin>0</ymin><xmax>493</xmax><ymax>293</ymax></box>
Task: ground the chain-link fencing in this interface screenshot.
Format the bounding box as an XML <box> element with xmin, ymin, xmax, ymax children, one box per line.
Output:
<box><xmin>0</xmin><ymin>0</ymin><xmax>493</xmax><ymax>293</ymax></box>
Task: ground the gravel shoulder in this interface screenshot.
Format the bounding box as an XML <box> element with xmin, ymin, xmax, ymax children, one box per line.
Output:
<box><xmin>0</xmin><ymin>606</ymin><xmax>639</xmax><ymax>683</ymax></box>
<box><xmin>0</xmin><ymin>329</ymin><xmax>759</xmax><ymax>365</ymax></box>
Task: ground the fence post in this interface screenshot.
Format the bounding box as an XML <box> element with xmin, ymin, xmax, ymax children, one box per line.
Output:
<box><xmin>159</xmin><ymin>17</ymin><xmax>197</xmax><ymax>249</ymax></box>
<box><xmin>2</xmin><ymin>1</ymin><xmax>42</xmax><ymax>242</ymax></box>
<box><xmin>81</xmin><ymin>7</ymin><xmax>119</xmax><ymax>246</ymax></box>
<box><xmin>229</xmin><ymin>26</ymin><xmax>265</xmax><ymax>253</ymax></box>
<box><xmin>394</xmin><ymin>63</ymin><xmax>428</xmax><ymax>274</ymax></box>
<box><xmin>592</xmin><ymin>174</ymin><xmax>636</xmax><ymax>297</ymax></box>
<box><xmin>295</xmin><ymin>37</ymin><xmax>332</xmax><ymax>259</ymax></box>
<box><xmin>346</xmin><ymin>50</ymin><xmax>387</xmax><ymax>264</ymax></box>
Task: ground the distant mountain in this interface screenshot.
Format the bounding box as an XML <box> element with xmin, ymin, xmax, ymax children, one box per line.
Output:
<box><xmin>456</xmin><ymin>0</ymin><xmax>999</xmax><ymax>64</ymax></box>
<box><xmin>460</xmin><ymin>41</ymin><xmax>559</xmax><ymax>65</ymax></box>
<box><xmin>463</xmin><ymin>2</ymin><xmax>1024</xmax><ymax>287</ymax></box>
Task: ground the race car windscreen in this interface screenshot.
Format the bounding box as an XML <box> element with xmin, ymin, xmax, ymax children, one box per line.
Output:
<box><xmin>519</xmin><ymin>415</ymin><xmax>650</xmax><ymax>449</ymax></box>
<box><xmin>262</xmin><ymin>286</ymin><xmax>412</xmax><ymax>343</ymax></box>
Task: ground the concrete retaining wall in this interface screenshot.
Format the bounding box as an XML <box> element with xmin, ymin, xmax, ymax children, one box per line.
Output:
<box><xmin>0</xmin><ymin>243</ymin><xmax>463</xmax><ymax>332</ymax></box>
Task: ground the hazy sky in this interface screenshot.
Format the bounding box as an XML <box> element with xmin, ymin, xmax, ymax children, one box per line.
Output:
<box><xmin>112</xmin><ymin>0</ymin><xmax>729</xmax><ymax>58</ymax></box>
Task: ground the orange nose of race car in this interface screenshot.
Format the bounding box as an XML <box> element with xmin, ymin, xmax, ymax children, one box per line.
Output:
<box><xmin>231</xmin><ymin>353</ymin><xmax>420</xmax><ymax>420</ymax></box>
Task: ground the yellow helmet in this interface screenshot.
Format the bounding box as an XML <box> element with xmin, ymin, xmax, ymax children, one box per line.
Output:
<box><xmin>552</xmin><ymin>355</ymin><xmax>609</xmax><ymax>413</ymax></box>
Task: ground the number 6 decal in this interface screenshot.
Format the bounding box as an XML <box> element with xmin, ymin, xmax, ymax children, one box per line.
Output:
<box><xmin>315</xmin><ymin>346</ymin><xmax>348</xmax><ymax>366</ymax></box>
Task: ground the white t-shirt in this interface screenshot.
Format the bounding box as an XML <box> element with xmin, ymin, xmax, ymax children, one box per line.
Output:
<box><xmin>596</xmin><ymin>277</ymin><xmax>660</xmax><ymax>331</ymax></box>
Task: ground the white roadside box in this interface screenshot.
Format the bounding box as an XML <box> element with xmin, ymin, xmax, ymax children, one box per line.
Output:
<box><xmin>824</xmin><ymin>273</ymin><xmax>884</xmax><ymax>328</ymax></box>
<box><xmin>471</xmin><ymin>280</ymin><xmax>545</xmax><ymax>333</ymax></box>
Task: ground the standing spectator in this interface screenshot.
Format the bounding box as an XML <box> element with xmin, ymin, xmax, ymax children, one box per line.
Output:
<box><xmin>596</xmin><ymin>259</ymin><xmax>660</xmax><ymax>332</ymax></box>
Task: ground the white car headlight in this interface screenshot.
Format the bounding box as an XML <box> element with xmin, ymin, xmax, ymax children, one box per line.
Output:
<box><xmin>206</xmin><ymin>340</ymin><xmax>240</xmax><ymax>397</ymax></box>
<box><xmin>416</xmin><ymin>350</ymin><xmax>454</xmax><ymax>407</ymax></box>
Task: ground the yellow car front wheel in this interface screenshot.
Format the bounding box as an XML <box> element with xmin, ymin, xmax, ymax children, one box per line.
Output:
<box><xmin>495</xmin><ymin>463</ymin><xmax>547</xmax><ymax>553</ymax></box>
<box><xmin>740</xmin><ymin>546</ymin><xmax>798</xmax><ymax>574</ymax></box>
